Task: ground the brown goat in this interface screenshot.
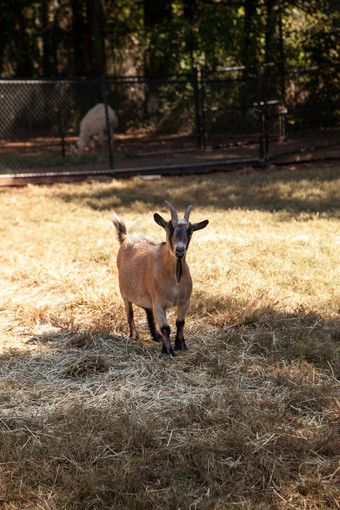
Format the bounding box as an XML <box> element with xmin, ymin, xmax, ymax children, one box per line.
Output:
<box><xmin>112</xmin><ymin>201</ymin><xmax>209</xmax><ymax>356</ymax></box>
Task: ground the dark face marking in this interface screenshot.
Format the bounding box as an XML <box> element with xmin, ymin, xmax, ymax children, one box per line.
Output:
<box><xmin>167</xmin><ymin>220</ymin><xmax>193</xmax><ymax>260</ymax></box>
<box><xmin>167</xmin><ymin>220</ymin><xmax>175</xmax><ymax>249</ymax></box>
<box><xmin>154</xmin><ymin>208</ymin><xmax>208</xmax><ymax>263</ymax></box>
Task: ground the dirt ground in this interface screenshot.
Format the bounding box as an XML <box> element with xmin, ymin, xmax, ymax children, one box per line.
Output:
<box><xmin>0</xmin><ymin>127</ymin><xmax>339</xmax><ymax>182</ymax></box>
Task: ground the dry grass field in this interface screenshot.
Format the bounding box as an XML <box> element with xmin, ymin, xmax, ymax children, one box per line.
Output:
<box><xmin>0</xmin><ymin>161</ymin><xmax>339</xmax><ymax>509</ymax></box>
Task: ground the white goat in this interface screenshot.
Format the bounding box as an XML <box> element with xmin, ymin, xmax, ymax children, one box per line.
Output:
<box><xmin>112</xmin><ymin>201</ymin><xmax>209</xmax><ymax>356</ymax></box>
<box><xmin>72</xmin><ymin>103</ymin><xmax>118</xmax><ymax>156</ymax></box>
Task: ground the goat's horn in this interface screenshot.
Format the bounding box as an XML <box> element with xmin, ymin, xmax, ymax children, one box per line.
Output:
<box><xmin>165</xmin><ymin>200</ymin><xmax>178</xmax><ymax>221</ymax></box>
<box><xmin>184</xmin><ymin>205</ymin><xmax>193</xmax><ymax>221</ymax></box>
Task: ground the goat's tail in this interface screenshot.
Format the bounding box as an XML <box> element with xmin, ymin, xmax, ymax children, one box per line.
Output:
<box><xmin>112</xmin><ymin>212</ymin><xmax>127</xmax><ymax>244</ymax></box>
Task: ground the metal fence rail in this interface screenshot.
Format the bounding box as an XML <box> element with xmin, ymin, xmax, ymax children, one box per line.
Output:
<box><xmin>0</xmin><ymin>63</ymin><xmax>338</xmax><ymax>179</ymax></box>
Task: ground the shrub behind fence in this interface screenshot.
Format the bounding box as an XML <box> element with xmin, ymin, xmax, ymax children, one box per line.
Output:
<box><xmin>0</xmin><ymin>63</ymin><xmax>338</xmax><ymax>175</ymax></box>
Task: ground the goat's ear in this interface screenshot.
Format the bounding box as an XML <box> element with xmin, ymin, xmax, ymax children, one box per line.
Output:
<box><xmin>192</xmin><ymin>219</ymin><xmax>209</xmax><ymax>232</ymax></box>
<box><xmin>154</xmin><ymin>213</ymin><xmax>167</xmax><ymax>229</ymax></box>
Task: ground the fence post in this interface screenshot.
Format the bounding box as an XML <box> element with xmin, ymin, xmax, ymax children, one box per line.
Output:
<box><xmin>278</xmin><ymin>7</ymin><xmax>287</xmax><ymax>141</ymax></box>
<box><xmin>103</xmin><ymin>82</ymin><xmax>114</xmax><ymax>170</ymax></box>
<box><xmin>200</xmin><ymin>70</ymin><xmax>207</xmax><ymax>149</ymax></box>
<box><xmin>256</xmin><ymin>67</ymin><xmax>265</xmax><ymax>167</ymax></box>
<box><xmin>280</xmin><ymin>103</ymin><xmax>287</xmax><ymax>141</ymax></box>
<box><xmin>58</xmin><ymin>84</ymin><xmax>66</xmax><ymax>159</ymax></box>
<box><xmin>262</xmin><ymin>70</ymin><xmax>269</xmax><ymax>158</ymax></box>
<box><xmin>192</xmin><ymin>67</ymin><xmax>202</xmax><ymax>149</ymax></box>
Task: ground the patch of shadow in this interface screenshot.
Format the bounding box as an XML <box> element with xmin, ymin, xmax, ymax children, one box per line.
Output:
<box><xmin>26</xmin><ymin>330</ymin><xmax>124</xmax><ymax>351</ymax></box>
<box><xmin>62</xmin><ymin>354</ymin><xmax>110</xmax><ymax>379</ymax></box>
<box><xmin>54</xmin><ymin>163</ymin><xmax>340</xmax><ymax>217</ymax></box>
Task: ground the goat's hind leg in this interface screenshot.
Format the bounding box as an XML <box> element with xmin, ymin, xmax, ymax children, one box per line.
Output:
<box><xmin>123</xmin><ymin>298</ymin><xmax>139</xmax><ymax>340</ymax></box>
<box><xmin>144</xmin><ymin>308</ymin><xmax>162</xmax><ymax>342</ymax></box>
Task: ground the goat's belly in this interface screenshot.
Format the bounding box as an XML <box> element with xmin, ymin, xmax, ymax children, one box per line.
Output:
<box><xmin>133</xmin><ymin>296</ymin><xmax>153</xmax><ymax>309</ymax></box>
<box><xmin>137</xmin><ymin>295</ymin><xmax>177</xmax><ymax>310</ymax></box>
<box><xmin>124</xmin><ymin>288</ymin><xmax>153</xmax><ymax>309</ymax></box>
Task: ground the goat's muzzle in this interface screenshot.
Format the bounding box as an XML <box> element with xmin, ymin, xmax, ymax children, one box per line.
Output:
<box><xmin>175</xmin><ymin>242</ymin><xmax>186</xmax><ymax>260</ymax></box>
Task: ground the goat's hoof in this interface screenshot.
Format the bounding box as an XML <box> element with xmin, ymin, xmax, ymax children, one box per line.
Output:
<box><xmin>160</xmin><ymin>352</ymin><xmax>176</xmax><ymax>358</ymax></box>
<box><xmin>130</xmin><ymin>333</ymin><xmax>140</xmax><ymax>341</ymax></box>
<box><xmin>152</xmin><ymin>333</ymin><xmax>162</xmax><ymax>343</ymax></box>
<box><xmin>161</xmin><ymin>348</ymin><xmax>176</xmax><ymax>357</ymax></box>
<box><xmin>174</xmin><ymin>342</ymin><xmax>188</xmax><ymax>351</ymax></box>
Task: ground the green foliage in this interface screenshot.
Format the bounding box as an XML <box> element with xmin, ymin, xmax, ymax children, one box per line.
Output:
<box><xmin>0</xmin><ymin>0</ymin><xmax>338</xmax><ymax>136</ymax></box>
<box><xmin>1</xmin><ymin>0</ymin><xmax>339</xmax><ymax>78</ymax></box>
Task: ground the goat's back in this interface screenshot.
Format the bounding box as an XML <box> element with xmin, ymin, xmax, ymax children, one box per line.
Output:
<box><xmin>80</xmin><ymin>104</ymin><xmax>118</xmax><ymax>133</ymax></box>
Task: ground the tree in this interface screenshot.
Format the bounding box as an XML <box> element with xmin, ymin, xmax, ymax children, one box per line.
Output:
<box><xmin>0</xmin><ymin>0</ymin><xmax>338</xmax><ymax>79</ymax></box>
<box><xmin>242</xmin><ymin>0</ymin><xmax>259</xmax><ymax>66</ymax></box>
<box><xmin>143</xmin><ymin>0</ymin><xmax>172</xmax><ymax>77</ymax></box>
<box><xmin>85</xmin><ymin>0</ymin><xmax>106</xmax><ymax>76</ymax></box>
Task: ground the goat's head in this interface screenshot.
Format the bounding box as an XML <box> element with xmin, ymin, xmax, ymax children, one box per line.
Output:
<box><xmin>70</xmin><ymin>139</ymin><xmax>87</xmax><ymax>157</ymax></box>
<box><xmin>70</xmin><ymin>141</ymin><xmax>83</xmax><ymax>157</ymax></box>
<box><xmin>154</xmin><ymin>201</ymin><xmax>209</xmax><ymax>261</ymax></box>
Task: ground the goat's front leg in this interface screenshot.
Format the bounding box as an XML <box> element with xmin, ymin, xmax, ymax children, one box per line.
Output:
<box><xmin>175</xmin><ymin>302</ymin><xmax>190</xmax><ymax>351</ymax></box>
<box><xmin>153</xmin><ymin>305</ymin><xmax>175</xmax><ymax>357</ymax></box>
<box><xmin>98</xmin><ymin>131</ymin><xmax>109</xmax><ymax>153</ymax></box>
<box><xmin>88</xmin><ymin>137</ymin><xmax>96</xmax><ymax>152</ymax></box>
<box><xmin>123</xmin><ymin>298</ymin><xmax>139</xmax><ymax>340</ymax></box>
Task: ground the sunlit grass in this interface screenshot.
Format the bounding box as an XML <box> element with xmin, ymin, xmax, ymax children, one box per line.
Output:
<box><xmin>0</xmin><ymin>162</ymin><xmax>339</xmax><ymax>509</ymax></box>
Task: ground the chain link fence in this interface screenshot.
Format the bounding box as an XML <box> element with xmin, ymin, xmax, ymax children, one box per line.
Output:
<box><xmin>0</xmin><ymin>73</ymin><xmax>205</xmax><ymax>175</ymax></box>
<box><xmin>0</xmin><ymin>63</ymin><xmax>338</xmax><ymax>178</ymax></box>
<box><xmin>262</xmin><ymin>63</ymin><xmax>340</xmax><ymax>163</ymax></box>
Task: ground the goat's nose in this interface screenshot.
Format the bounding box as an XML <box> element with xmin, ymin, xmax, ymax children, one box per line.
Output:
<box><xmin>175</xmin><ymin>244</ymin><xmax>185</xmax><ymax>258</ymax></box>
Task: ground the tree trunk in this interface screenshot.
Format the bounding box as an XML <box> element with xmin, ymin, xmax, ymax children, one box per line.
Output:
<box><xmin>71</xmin><ymin>0</ymin><xmax>87</xmax><ymax>76</ymax></box>
<box><xmin>265</xmin><ymin>0</ymin><xmax>279</xmax><ymax>64</ymax></box>
<box><xmin>86</xmin><ymin>0</ymin><xmax>106</xmax><ymax>76</ymax></box>
<box><xmin>242</xmin><ymin>0</ymin><xmax>258</xmax><ymax>67</ymax></box>
<box><xmin>40</xmin><ymin>0</ymin><xmax>55</xmax><ymax>77</ymax></box>
<box><xmin>143</xmin><ymin>0</ymin><xmax>172</xmax><ymax>76</ymax></box>
<box><xmin>15</xmin><ymin>4</ymin><xmax>35</xmax><ymax>76</ymax></box>
<box><xmin>143</xmin><ymin>0</ymin><xmax>172</xmax><ymax>118</ymax></box>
